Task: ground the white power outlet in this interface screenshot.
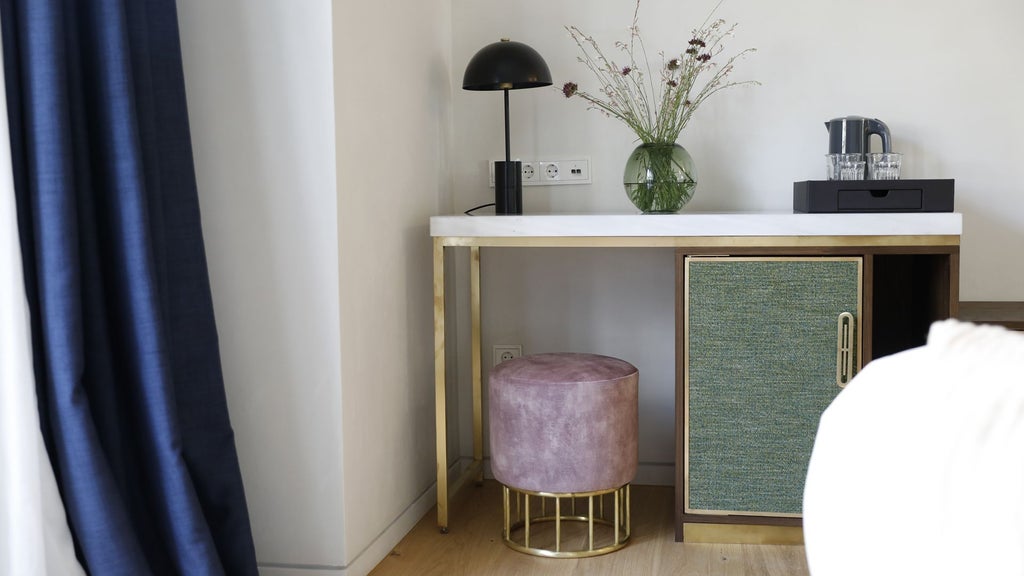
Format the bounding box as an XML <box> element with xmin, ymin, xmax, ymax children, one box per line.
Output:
<box><xmin>539</xmin><ymin>159</ymin><xmax>591</xmax><ymax>184</ymax></box>
<box><xmin>492</xmin><ymin>344</ymin><xmax>522</xmax><ymax>366</ymax></box>
<box><xmin>521</xmin><ymin>162</ymin><xmax>538</xmax><ymax>183</ymax></box>
<box><xmin>543</xmin><ymin>162</ymin><xmax>560</xmax><ymax>180</ymax></box>
<box><xmin>488</xmin><ymin>158</ymin><xmax>591</xmax><ymax>187</ymax></box>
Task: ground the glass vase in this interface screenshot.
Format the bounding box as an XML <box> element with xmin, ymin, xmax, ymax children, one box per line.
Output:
<box><xmin>623</xmin><ymin>142</ymin><xmax>697</xmax><ymax>214</ymax></box>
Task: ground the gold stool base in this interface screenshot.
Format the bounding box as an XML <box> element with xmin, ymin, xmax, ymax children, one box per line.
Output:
<box><xmin>501</xmin><ymin>484</ymin><xmax>631</xmax><ymax>558</ymax></box>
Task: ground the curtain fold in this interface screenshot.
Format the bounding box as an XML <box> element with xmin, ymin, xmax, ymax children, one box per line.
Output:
<box><xmin>1</xmin><ymin>0</ymin><xmax>258</xmax><ymax>573</ymax></box>
<box><xmin>0</xmin><ymin>16</ymin><xmax>85</xmax><ymax>571</ymax></box>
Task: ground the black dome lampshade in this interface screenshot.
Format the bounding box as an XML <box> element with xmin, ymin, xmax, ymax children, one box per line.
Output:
<box><xmin>463</xmin><ymin>39</ymin><xmax>552</xmax><ymax>215</ymax></box>
<box><xmin>463</xmin><ymin>40</ymin><xmax>552</xmax><ymax>90</ymax></box>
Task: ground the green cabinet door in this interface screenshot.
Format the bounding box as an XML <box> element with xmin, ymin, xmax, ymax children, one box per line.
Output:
<box><xmin>685</xmin><ymin>257</ymin><xmax>862</xmax><ymax>517</ymax></box>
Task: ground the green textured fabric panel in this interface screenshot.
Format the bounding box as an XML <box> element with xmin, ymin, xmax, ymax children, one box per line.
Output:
<box><xmin>687</xmin><ymin>258</ymin><xmax>860</xmax><ymax>516</ymax></box>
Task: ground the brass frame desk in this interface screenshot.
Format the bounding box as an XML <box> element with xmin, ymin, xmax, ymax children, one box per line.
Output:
<box><xmin>430</xmin><ymin>213</ymin><xmax>963</xmax><ymax>534</ymax></box>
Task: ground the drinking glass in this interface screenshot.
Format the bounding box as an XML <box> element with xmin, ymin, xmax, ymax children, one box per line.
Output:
<box><xmin>868</xmin><ymin>153</ymin><xmax>902</xmax><ymax>180</ymax></box>
<box><xmin>827</xmin><ymin>153</ymin><xmax>865</xmax><ymax>181</ymax></box>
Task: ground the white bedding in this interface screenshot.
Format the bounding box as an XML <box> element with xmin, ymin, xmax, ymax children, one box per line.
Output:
<box><xmin>804</xmin><ymin>319</ymin><xmax>1024</xmax><ymax>576</ymax></box>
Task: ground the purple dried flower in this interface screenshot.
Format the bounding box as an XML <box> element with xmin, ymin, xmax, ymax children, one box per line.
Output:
<box><xmin>697</xmin><ymin>53</ymin><xmax>711</xmax><ymax>63</ymax></box>
<box><xmin>688</xmin><ymin>38</ymin><xmax>706</xmax><ymax>48</ymax></box>
<box><xmin>685</xmin><ymin>47</ymin><xmax>698</xmax><ymax>56</ymax></box>
<box><xmin>667</xmin><ymin>58</ymin><xmax>681</xmax><ymax>70</ymax></box>
<box><xmin>667</xmin><ymin>79</ymin><xmax>678</xmax><ymax>87</ymax></box>
<box><xmin>562</xmin><ymin>82</ymin><xmax>578</xmax><ymax>98</ymax></box>
<box><xmin>621</xmin><ymin>66</ymin><xmax>632</xmax><ymax>75</ymax></box>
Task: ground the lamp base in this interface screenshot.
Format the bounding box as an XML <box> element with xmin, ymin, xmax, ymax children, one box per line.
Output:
<box><xmin>495</xmin><ymin>161</ymin><xmax>522</xmax><ymax>215</ymax></box>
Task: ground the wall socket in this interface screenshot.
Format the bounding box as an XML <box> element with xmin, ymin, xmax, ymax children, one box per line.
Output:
<box><xmin>488</xmin><ymin>158</ymin><xmax>591</xmax><ymax>187</ymax></box>
<box><xmin>492</xmin><ymin>344</ymin><xmax>522</xmax><ymax>366</ymax></box>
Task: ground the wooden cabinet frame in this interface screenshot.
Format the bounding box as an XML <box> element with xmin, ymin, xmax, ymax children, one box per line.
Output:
<box><xmin>674</xmin><ymin>243</ymin><xmax>959</xmax><ymax>542</ymax></box>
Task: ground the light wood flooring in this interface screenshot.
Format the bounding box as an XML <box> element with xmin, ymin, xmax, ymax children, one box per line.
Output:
<box><xmin>369</xmin><ymin>481</ymin><xmax>809</xmax><ymax>576</ymax></box>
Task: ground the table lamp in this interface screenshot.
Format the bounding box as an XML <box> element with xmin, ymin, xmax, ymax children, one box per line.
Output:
<box><xmin>463</xmin><ymin>39</ymin><xmax>552</xmax><ymax>215</ymax></box>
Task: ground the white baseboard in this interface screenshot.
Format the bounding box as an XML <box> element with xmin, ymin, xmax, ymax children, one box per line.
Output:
<box><xmin>259</xmin><ymin>567</ymin><xmax>343</xmax><ymax>576</ymax></box>
<box><xmin>343</xmin><ymin>481</ymin><xmax>437</xmax><ymax>576</ymax></box>
<box><xmin>258</xmin><ymin>480</ymin><xmax>438</xmax><ymax>576</ymax></box>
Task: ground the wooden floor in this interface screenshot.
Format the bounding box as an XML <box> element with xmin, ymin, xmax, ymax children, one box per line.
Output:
<box><xmin>369</xmin><ymin>481</ymin><xmax>809</xmax><ymax>576</ymax></box>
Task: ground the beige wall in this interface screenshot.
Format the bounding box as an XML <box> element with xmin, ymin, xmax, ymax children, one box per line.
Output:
<box><xmin>334</xmin><ymin>0</ymin><xmax>453</xmax><ymax>570</ymax></box>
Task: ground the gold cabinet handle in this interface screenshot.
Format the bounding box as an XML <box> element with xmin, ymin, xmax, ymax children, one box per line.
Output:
<box><xmin>836</xmin><ymin>312</ymin><xmax>855</xmax><ymax>388</ymax></box>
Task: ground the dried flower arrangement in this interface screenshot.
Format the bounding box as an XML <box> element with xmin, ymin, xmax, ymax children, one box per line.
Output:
<box><xmin>562</xmin><ymin>0</ymin><xmax>758</xmax><ymax>145</ymax></box>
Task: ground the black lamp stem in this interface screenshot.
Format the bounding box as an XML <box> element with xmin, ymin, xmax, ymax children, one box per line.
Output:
<box><xmin>503</xmin><ymin>89</ymin><xmax>511</xmax><ymax>165</ymax></box>
<box><xmin>495</xmin><ymin>88</ymin><xmax>522</xmax><ymax>214</ymax></box>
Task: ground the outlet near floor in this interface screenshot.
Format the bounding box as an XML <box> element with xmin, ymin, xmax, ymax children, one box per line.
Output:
<box><xmin>492</xmin><ymin>345</ymin><xmax>522</xmax><ymax>366</ymax></box>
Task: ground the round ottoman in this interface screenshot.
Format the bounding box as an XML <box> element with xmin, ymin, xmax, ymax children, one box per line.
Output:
<box><xmin>489</xmin><ymin>352</ymin><xmax>638</xmax><ymax>557</ymax></box>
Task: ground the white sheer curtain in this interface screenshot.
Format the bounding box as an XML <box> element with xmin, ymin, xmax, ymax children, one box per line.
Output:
<box><xmin>0</xmin><ymin>18</ymin><xmax>85</xmax><ymax>576</ymax></box>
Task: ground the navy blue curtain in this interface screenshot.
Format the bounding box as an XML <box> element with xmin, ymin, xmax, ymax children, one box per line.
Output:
<box><xmin>1</xmin><ymin>0</ymin><xmax>258</xmax><ymax>574</ymax></box>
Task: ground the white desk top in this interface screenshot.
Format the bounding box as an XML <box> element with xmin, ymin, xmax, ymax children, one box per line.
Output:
<box><xmin>430</xmin><ymin>213</ymin><xmax>963</xmax><ymax>238</ymax></box>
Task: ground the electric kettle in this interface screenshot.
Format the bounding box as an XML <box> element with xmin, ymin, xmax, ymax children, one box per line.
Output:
<box><xmin>825</xmin><ymin>116</ymin><xmax>892</xmax><ymax>154</ymax></box>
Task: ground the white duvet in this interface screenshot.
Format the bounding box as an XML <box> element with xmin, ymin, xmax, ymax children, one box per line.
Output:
<box><xmin>804</xmin><ymin>319</ymin><xmax>1024</xmax><ymax>576</ymax></box>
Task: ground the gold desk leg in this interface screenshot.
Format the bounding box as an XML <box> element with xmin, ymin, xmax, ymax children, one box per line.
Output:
<box><xmin>433</xmin><ymin>237</ymin><xmax>449</xmax><ymax>533</ymax></box>
<box><xmin>470</xmin><ymin>246</ymin><xmax>483</xmax><ymax>483</ymax></box>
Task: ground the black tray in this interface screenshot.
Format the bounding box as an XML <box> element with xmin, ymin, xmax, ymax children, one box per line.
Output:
<box><xmin>793</xmin><ymin>179</ymin><xmax>954</xmax><ymax>213</ymax></box>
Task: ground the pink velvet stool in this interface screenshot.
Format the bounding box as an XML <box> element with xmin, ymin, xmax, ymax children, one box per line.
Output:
<box><xmin>489</xmin><ymin>352</ymin><xmax>638</xmax><ymax>558</ymax></box>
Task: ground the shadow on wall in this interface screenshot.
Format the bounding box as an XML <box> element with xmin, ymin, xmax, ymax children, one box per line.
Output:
<box><xmin>403</xmin><ymin>222</ymin><xmax>441</xmax><ymax>488</ymax></box>
<box><xmin>959</xmin><ymin>198</ymin><xmax>1024</xmax><ymax>300</ymax></box>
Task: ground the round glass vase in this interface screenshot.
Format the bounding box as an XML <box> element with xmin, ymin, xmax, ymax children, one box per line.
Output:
<box><xmin>623</xmin><ymin>142</ymin><xmax>697</xmax><ymax>214</ymax></box>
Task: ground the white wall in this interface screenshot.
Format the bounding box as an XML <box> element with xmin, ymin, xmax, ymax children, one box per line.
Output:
<box><xmin>177</xmin><ymin>0</ymin><xmax>1024</xmax><ymax>572</ymax></box>
<box><xmin>178</xmin><ymin>0</ymin><xmax>346</xmax><ymax>571</ymax></box>
<box><xmin>450</xmin><ymin>0</ymin><xmax>1024</xmax><ymax>480</ymax></box>
<box><xmin>180</xmin><ymin>0</ymin><xmax>452</xmax><ymax>574</ymax></box>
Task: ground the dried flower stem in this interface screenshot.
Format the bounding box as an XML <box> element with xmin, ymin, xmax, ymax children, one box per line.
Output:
<box><xmin>564</xmin><ymin>0</ymin><xmax>758</xmax><ymax>144</ymax></box>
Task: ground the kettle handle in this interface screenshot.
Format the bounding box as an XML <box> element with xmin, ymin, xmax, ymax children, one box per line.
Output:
<box><xmin>866</xmin><ymin>118</ymin><xmax>892</xmax><ymax>153</ymax></box>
